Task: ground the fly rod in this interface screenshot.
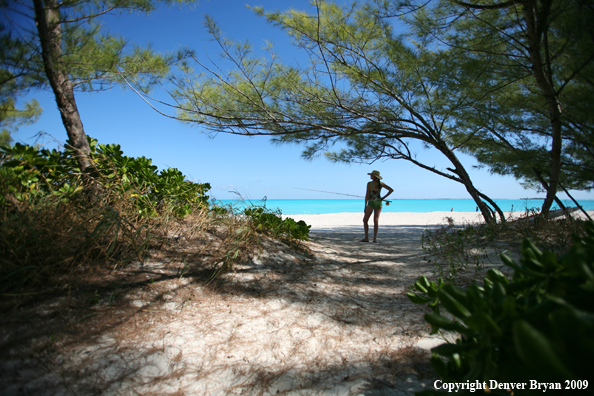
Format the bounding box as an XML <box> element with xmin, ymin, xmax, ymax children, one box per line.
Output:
<box><xmin>294</xmin><ymin>188</ymin><xmax>391</xmax><ymax>205</ymax></box>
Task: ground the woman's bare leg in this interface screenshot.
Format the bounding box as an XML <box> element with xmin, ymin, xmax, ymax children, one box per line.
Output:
<box><xmin>362</xmin><ymin>206</ymin><xmax>373</xmax><ymax>241</ymax></box>
<box><xmin>373</xmin><ymin>206</ymin><xmax>382</xmax><ymax>242</ymax></box>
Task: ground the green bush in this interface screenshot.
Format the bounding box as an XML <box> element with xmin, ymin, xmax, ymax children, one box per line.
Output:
<box><xmin>0</xmin><ymin>137</ymin><xmax>210</xmax><ymax>218</ymax></box>
<box><xmin>244</xmin><ymin>207</ymin><xmax>311</xmax><ymax>241</ymax></box>
<box><xmin>89</xmin><ymin>138</ymin><xmax>210</xmax><ymax>218</ymax></box>
<box><xmin>408</xmin><ymin>222</ymin><xmax>594</xmax><ymax>395</ymax></box>
<box><xmin>0</xmin><ymin>137</ymin><xmax>211</xmax><ymax>294</ymax></box>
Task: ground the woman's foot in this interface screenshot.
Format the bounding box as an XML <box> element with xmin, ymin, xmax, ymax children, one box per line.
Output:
<box><xmin>359</xmin><ymin>238</ymin><xmax>369</xmax><ymax>242</ymax></box>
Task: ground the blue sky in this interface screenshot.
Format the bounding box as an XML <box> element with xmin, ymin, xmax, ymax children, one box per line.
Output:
<box><xmin>6</xmin><ymin>0</ymin><xmax>594</xmax><ymax>202</ymax></box>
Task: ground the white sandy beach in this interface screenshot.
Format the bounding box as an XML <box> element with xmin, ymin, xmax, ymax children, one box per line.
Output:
<box><xmin>3</xmin><ymin>210</ymin><xmax>591</xmax><ymax>395</ymax></box>
<box><xmin>285</xmin><ymin>209</ymin><xmax>593</xmax><ymax>233</ymax></box>
<box><xmin>284</xmin><ymin>211</ymin><xmax>487</xmax><ymax>232</ymax></box>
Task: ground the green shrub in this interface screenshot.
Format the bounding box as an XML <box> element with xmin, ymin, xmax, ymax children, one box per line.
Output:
<box><xmin>0</xmin><ymin>137</ymin><xmax>210</xmax><ymax>218</ymax></box>
<box><xmin>244</xmin><ymin>207</ymin><xmax>311</xmax><ymax>241</ymax></box>
<box><xmin>0</xmin><ymin>137</ymin><xmax>210</xmax><ymax>294</ymax></box>
<box><xmin>408</xmin><ymin>222</ymin><xmax>594</xmax><ymax>395</ymax></box>
<box><xmin>89</xmin><ymin>138</ymin><xmax>210</xmax><ymax>218</ymax></box>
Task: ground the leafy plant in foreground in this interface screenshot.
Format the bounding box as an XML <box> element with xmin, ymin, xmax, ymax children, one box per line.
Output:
<box><xmin>408</xmin><ymin>222</ymin><xmax>594</xmax><ymax>395</ymax></box>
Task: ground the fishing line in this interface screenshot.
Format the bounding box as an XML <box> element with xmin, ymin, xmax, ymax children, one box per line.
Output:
<box><xmin>294</xmin><ymin>188</ymin><xmax>391</xmax><ymax>204</ymax></box>
<box><xmin>294</xmin><ymin>187</ymin><xmax>364</xmax><ymax>198</ymax></box>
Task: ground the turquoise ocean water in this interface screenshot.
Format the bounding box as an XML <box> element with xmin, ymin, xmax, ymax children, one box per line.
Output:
<box><xmin>214</xmin><ymin>199</ymin><xmax>594</xmax><ymax>215</ymax></box>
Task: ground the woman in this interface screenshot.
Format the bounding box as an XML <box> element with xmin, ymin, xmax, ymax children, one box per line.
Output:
<box><xmin>361</xmin><ymin>170</ymin><xmax>394</xmax><ymax>243</ymax></box>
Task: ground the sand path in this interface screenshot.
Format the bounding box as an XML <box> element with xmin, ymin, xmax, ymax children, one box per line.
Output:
<box><xmin>2</xmin><ymin>219</ymin><xmax>460</xmax><ymax>396</ymax></box>
<box><xmin>4</xmin><ymin>210</ymin><xmax>589</xmax><ymax>395</ymax></box>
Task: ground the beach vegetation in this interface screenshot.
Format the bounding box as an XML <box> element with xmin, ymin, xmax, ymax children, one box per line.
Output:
<box><xmin>244</xmin><ymin>207</ymin><xmax>311</xmax><ymax>241</ymax></box>
<box><xmin>1</xmin><ymin>0</ymin><xmax>195</xmax><ymax>195</ymax></box>
<box><xmin>422</xmin><ymin>226</ymin><xmax>487</xmax><ymax>282</ymax></box>
<box><xmin>0</xmin><ymin>136</ymin><xmax>208</xmax><ymax>294</ymax></box>
<box><xmin>1</xmin><ymin>137</ymin><xmax>211</xmax><ymax>218</ymax></box>
<box><xmin>0</xmin><ymin>138</ymin><xmax>310</xmax><ymax>301</ymax></box>
<box><xmin>397</xmin><ymin>0</ymin><xmax>594</xmax><ymax>218</ymax></box>
<box><xmin>422</xmin><ymin>212</ymin><xmax>590</xmax><ymax>283</ymax></box>
<box><xmin>408</xmin><ymin>221</ymin><xmax>594</xmax><ymax>394</ymax></box>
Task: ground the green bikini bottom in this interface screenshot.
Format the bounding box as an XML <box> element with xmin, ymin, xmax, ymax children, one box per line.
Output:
<box><xmin>368</xmin><ymin>199</ymin><xmax>382</xmax><ymax>210</ymax></box>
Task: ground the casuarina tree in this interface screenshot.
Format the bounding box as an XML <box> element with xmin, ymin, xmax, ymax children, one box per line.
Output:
<box><xmin>162</xmin><ymin>1</ymin><xmax>506</xmax><ymax>223</ymax></box>
<box><xmin>395</xmin><ymin>0</ymin><xmax>594</xmax><ymax>216</ymax></box>
<box><xmin>1</xmin><ymin>0</ymin><xmax>194</xmax><ymax>187</ymax></box>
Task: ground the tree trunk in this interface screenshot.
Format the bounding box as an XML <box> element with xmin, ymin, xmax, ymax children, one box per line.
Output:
<box><xmin>388</xmin><ymin>139</ymin><xmax>498</xmax><ymax>224</ymax></box>
<box><xmin>478</xmin><ymin>192</ymin><xmax>506</xmax><ymax>223</ymax></box>
<box><xmin>455</xmin><ymin>167</ymin><xmax>495</xmax><ymax>224</ymax></box>
<box><xmin>532</xmin><ymin>167</ymin><xmax>570</xmax><ymax>214</ymax></box>
<box><xmin>559</xmin><ymin>183</ymin><xmax>592</xmax><ymax>221</ymax></box>
<box><xmin>523</xmin><ymin>0</ymin><xmax>563</xmax><ymax>216</ymax></box>
<box><xmin>440</xmin><ymin>143</ymin><xmax>495</xmax><ymax>224</ymax></box>
<box><xmin>33</xmin><ymin>0</ymin><xmax>93</xmax><ymax>173</ymax></box>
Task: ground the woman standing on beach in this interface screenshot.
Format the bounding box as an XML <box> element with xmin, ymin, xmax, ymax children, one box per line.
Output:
<box><xmin>361</xmin><ymin>170</ymin><xmax>394</xmax><ymax>243</ymax></box>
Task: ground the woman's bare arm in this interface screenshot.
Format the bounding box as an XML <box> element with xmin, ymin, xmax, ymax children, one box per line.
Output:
<box><xmin>381</xmin><ymin>183</ymin><xmax>394</xmax><ymax>200</ymax></box>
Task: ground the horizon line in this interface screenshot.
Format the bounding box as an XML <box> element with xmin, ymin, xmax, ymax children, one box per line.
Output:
<box><xmin>210</xmin><ymin>197</ymin><xmax>578</xmax><ymax>201</ymax></box>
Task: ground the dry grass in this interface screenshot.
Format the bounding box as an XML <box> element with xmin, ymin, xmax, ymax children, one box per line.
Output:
<box><xmin>0</xmin><ymin>182</ymin><xmax>272</xmax><ymax>313</ymax></box>
<box><xmin>0</xmin><ymin>225</ymin><xmax>439</xmax><ymax>395</ymax></box>
<box><xmin>421</xmin><ymin>211</ymin><xmax>589</xmax><ymax>284</ymax></box>
<box><xmin>0</xmin><ymin>160</ymin><xmax>442</xmax><ymax>395</ymax></box>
